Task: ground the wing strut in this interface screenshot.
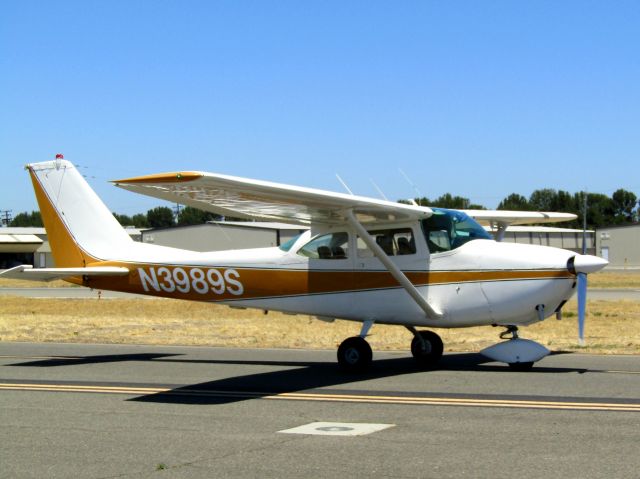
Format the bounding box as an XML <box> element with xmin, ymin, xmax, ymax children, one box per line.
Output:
<box><xmin>345</xmin><ymin>210</ymin><xmax>442</xmax><ymax>320</ymax></box>
<box><xmin>491</xmin><ymin>221</ymin><xmax>509</xmax><ymax>242</ymax></box>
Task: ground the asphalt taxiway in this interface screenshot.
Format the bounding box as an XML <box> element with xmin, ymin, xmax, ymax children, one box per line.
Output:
<box><xmin>1</xmin><ymin>342</ymin><xmax>639</xmax><ymax>478</ymax></box>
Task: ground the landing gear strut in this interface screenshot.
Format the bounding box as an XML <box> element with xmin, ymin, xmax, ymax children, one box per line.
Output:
<box><xmin>500</xmin><ymin>325</ymin><xmax>520</xmax><ymax>340</ymax></box>
<box><xmin>407</xmin><ymin>326</ymin><xmax>443</xmax><ymax>368</ymax></box>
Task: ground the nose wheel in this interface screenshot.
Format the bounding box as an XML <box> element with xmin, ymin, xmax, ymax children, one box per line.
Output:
<box><xmin>480</xmin><ymin>325</ymin><xmax>548</xmax><ymax>371</ymax></box>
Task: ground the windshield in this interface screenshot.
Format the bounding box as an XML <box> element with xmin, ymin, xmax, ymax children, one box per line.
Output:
<box><xmin>279</xmin><ymin>233</ymin><xmax>303</xmax><ymax>252</ymax></box>
<box><xmin>421</xmin><ymin>208</ymin><xmax>492</xmax><ymax>253</ymax></box>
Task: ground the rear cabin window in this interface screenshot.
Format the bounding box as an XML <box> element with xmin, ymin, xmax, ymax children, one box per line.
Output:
<box><xmin>297</xmin><ymin>232</ymin><xmax>349</xmax><ymax>259</ymax></box>
<box><xmin>357</xmin><ymin>228</ymin><xmax>416</xmax><ymax>258</ymax></box>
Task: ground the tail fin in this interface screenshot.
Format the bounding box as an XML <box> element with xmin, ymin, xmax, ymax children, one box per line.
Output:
<box><xmin>28</xmin><ymin>160</ymin><xmax>133</xmax><ymax>267</ymax></box>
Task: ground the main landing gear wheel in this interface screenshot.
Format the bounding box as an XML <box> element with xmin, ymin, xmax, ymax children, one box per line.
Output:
<box><xmin>337</xmin><ymin>336</ymin><xmax>372</xmax><ymax>373</ymax></box>
<box><xmin>410</xmin><ymin>330</ymin><xmax>443</xmax><ymax>368</ymax></box>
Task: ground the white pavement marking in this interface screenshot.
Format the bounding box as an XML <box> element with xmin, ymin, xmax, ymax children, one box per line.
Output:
<box><xmin>278</xmin><ymin>422</ymin><xmax>395</xmax><ymax>436</ymax></box>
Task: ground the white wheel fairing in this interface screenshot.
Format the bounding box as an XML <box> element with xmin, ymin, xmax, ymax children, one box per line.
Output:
<box><xmin>480</xmin><ymin>338</ymin><xmax>550</xmax><ymax>364</ymax></box>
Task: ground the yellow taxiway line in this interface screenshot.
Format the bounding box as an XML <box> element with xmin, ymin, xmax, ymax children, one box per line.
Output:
<box><xmin>1</xmin><ymin>382</ymin><xmax>639</xmax><ymax>412</ymax></box>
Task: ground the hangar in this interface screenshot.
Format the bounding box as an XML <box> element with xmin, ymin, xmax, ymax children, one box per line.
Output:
<box><xmin>140</xmin><ymin>221</ymin><xmax>307</xmax><ymax>252</ymax></box>
<box><xmin>141</xmin><ymin>223</ymin><xmax>595</xmax><ymax>255</ymax></box>
<box><xmin>596</xmin><ymin>223</ymin><xmax>640</xmax><ymax>270</ymax></box>
<box><xmin>0</xmin><ymin>227</ymin><xmax>142</xmax><ymax>269</ymax></box>
<box><xmin>0</xmin><ymin>227</ymin><xmax>49</xmax><ymax>269</ymax></box>
<box><xmin>487</xmin><ymin>226</ymin><xmax>595</xmax><ymax>255</ymax></box>
<box><xmin>1</xmin><ymin>221</ymin><xmax>597</xmax><ymax>268</ymax></box>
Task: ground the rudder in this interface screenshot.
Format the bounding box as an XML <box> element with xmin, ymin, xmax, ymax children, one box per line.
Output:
<box><xmin>28</xmin><ymin>160</ymin><xmax>133</xmax><ymax>267</ymax></box>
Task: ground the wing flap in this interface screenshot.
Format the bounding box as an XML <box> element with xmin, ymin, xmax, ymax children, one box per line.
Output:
<box><xmin>0</xmin><ymin>265</ymin><xmax>130</xmax><ymax>282</ymax></box>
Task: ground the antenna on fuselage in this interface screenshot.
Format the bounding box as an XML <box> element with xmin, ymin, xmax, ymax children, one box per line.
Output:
<box><xmin>369</xmin><ymin>179</ymin><xmax>388</xmax><ymax>201</ymax></box>
<box><xmin>335</xmin><ymin>174</ymin><xmax>354</xmax><ymax>195</ymax></box>
<box><xmin>398</xmin><ymin>168</ymin><xmax>422</xmax><ymax>206</ymax></box>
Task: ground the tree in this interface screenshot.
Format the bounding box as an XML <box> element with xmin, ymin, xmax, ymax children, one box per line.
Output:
<box><xmin>432</xmin><ymin>193</ymin><xmax>472</xmax><ymax>209</ymax></box>
<box><xmin>467</xmin><ymin>203</ymin><xmax>486</xmax><ymax>210</ymax></box>
<box><xmin>10</xmin><ymin>211</ymin><xmax>43</xmax><ymax>227</ymax></box>
<box><xmin>529</xmin><ymin>189</ymin><xmax>559</xmax><ymax>212</ymax></box>
<box><xmin>113</xmin><ymin>213</ymin><xmax>133</xmax><ymax>226</ymax></box>
<box><xmin>574</xmin><ymin>192</ymin><xmax>616</xmax><ymax>229</ymax></box>
<box><xmin>586</xmin><ymin>193</ymin><xmax>615</xmax><ymax>228</ymax></box>
<box><xmin>131</xmin><ymin>214</ymin><xmax>149</xmax><ymax>228</ymax></box>
<box><xmin>177</xmin><ymin>206</ymin><xmax>222</xmax><ymax>226</ymax></box>
<box><xmin>611</xmin><ymin>188</ymin><xmax>638</xmax><ymax>223</ymax></box>
<box><xmin>497</xmin><ymin>193</ymin><xmax>531</xmax><ymax>211</ymax></box>
<box><xmin>146</xmin><ymin>206</ymin><xmax>175</xmax><ymax>228</ymax></box>
<box><xmin>555</xmin><ymin>190</ymin><xmax>575</xmax><ymax>213</ymax></box>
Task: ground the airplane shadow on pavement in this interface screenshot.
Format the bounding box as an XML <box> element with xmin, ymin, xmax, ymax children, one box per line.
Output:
<box><xmin>7</xmin><ymin>351</ymin><xmax>587</xmax><ymax>405</ymax></box>
<box><xmin>131</xmin><ymin>353</ymin><xmax>588</xmax><ymax>405</ymax></box>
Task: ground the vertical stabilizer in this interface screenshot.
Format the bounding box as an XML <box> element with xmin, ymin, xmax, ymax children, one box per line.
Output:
<box><xmin>28</xmin><ymin>160</ymin><xmax>133</xmax><ymax>267</ymax></box>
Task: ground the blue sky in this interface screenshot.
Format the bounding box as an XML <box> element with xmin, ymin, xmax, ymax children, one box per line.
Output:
<box><xmin>2</xmin><ymin>1</ymin><xmax>639</xmax><ymax>216</ymax></box>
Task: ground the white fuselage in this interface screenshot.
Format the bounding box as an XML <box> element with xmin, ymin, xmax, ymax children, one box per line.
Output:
<box><xmin>86</xmin><ymin>226</ymin><xmax>578</xmax><ymax>329</ymax></box>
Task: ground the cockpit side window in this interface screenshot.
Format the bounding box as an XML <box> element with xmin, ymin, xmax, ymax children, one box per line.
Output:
<box><xmin>297</xmin><ymin>232</ymin><xmax>349</xmax><ymax>259</ymax></box>
<box><xmin>357</xmin><ymin>228</ymin><xmax>416</xmax><ymax>257</ymax></box>
<box><xmin>421</xmin><ymin>208</ymin><xmax>492</xmax><ymax>253</ymax></box>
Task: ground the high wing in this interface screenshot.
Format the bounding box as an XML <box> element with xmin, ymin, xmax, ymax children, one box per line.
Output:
<box><xmin>113</xmin><ymin>171</ymin><xmax>433</xmax><ymax>226</ymax></box>
<box><xmin>0</xmin><ymin>265</ymin><xmax>130</xmax><ymax>282</ymax></box>
<box><xmin>462</xmin><ymin>209</ymin><xmax>577</xmax><ymax>226</ymax></box>
<box><xmin>462</xmin><ymin>209</ymin><xmax>578</xmax><ymax>242</ymax></box>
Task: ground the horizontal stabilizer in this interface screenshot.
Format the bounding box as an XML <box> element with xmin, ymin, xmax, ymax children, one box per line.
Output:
<box><xmin>0</xmin><ymin>265</ymin><xmax>130</xmax><ymax>282</ymax></box>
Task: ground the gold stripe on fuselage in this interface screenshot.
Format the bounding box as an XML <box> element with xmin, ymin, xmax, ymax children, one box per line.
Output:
<box><xmin>82</xmin><ymin>262</ymin><xmax>574</xmax><ymax>302</ymax></box>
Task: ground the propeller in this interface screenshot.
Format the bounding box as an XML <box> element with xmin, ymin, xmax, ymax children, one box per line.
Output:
<box><xmin>568</xmin><ymin>255</ymin><xmax>609</xmax><ymax>345</ymax></box>
<box><xmin>577</xmin><ymin>272</ymin><xmax>587</xmax><ymax>345</ymax></box>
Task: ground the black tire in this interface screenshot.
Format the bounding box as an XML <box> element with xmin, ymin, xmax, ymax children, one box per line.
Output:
<box><xmin>508</xmin><ymin>361</ymin><xmax>534</xmax><ymax>372</ymax></box>
<box><xmin>337</xmin><ymin>336</ymin><xmax>372</xmax><ymax>373</ymax></box>
<box><xmin>410</xmin><ymin>330</ymin><xmax>444</xmax><ymax>368</ymax></box>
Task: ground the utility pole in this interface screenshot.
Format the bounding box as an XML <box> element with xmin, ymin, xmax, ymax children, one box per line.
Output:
<box><xmin>0</xmin><ymin>210</ymin><xmax>11</xmax><ymax>227</ymax></box>
<box><xmin>173</xmin><ymin>203</ymin><xmax>182</xmax><ymax>223</ymax></box>
<box><xmin>581</xmin><ymin>191</ymin><xmax>588</xmax><ymax>255</ymax></box>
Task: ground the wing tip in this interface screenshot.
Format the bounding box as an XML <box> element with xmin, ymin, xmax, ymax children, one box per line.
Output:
<box><xmin>112</xmin><ymin>172</ymin><xmax>202</xmax><ymax>185</ymax></box>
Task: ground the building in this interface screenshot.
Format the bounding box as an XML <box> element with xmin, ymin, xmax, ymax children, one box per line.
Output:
<box><xmin>140</xmin><ymin>221</ymin><xmax>307</xmax><ymax>252</ymax></box>
<box><xmin>596</xmin><ymin>223</ymin><xmax>640</xmax><ymax>270</ymax></box>
<box><xmin>0</xmin><ymin>227</ymin><xmax>142</xmax><ymax>269</ymax></box>
<box><xmin>1</xmin><ymin>222</ymin><xmax>601</xmax><ymax>268</ymax></box>
<box><xmin>0</xmin><ymin>227</ymin><xmax>49</xmax><ymax>269</ymax></box>
<box><xmin>486</xmin><ymin>226</ymin><xmax>595</xmax><ymax>255</ymax></box>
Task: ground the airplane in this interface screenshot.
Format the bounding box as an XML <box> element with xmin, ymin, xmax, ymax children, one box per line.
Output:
<box><xmin>1</xmin><ymin>158</ymin><xmax>608</xmax><ymax>372</ymax></box>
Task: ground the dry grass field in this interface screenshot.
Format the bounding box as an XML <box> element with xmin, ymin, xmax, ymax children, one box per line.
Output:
<box><xmin>1</xmin><ymin>271</ymin><xmax>639</xmax><ymax>354</ymax></box>
<box><xmin>587</xmin><ymin>271</ymin><xmax>640</xmax><ymax>288</ymax></box>
<box><xmin>0</xmin><ymin>278</ymin><xmax>77</xmax><ymax>288</ymax></box>
<box><xmin>1</xmin><ymin>295</ymin><xmax>639</xmax><ymax>355</ymax></box>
